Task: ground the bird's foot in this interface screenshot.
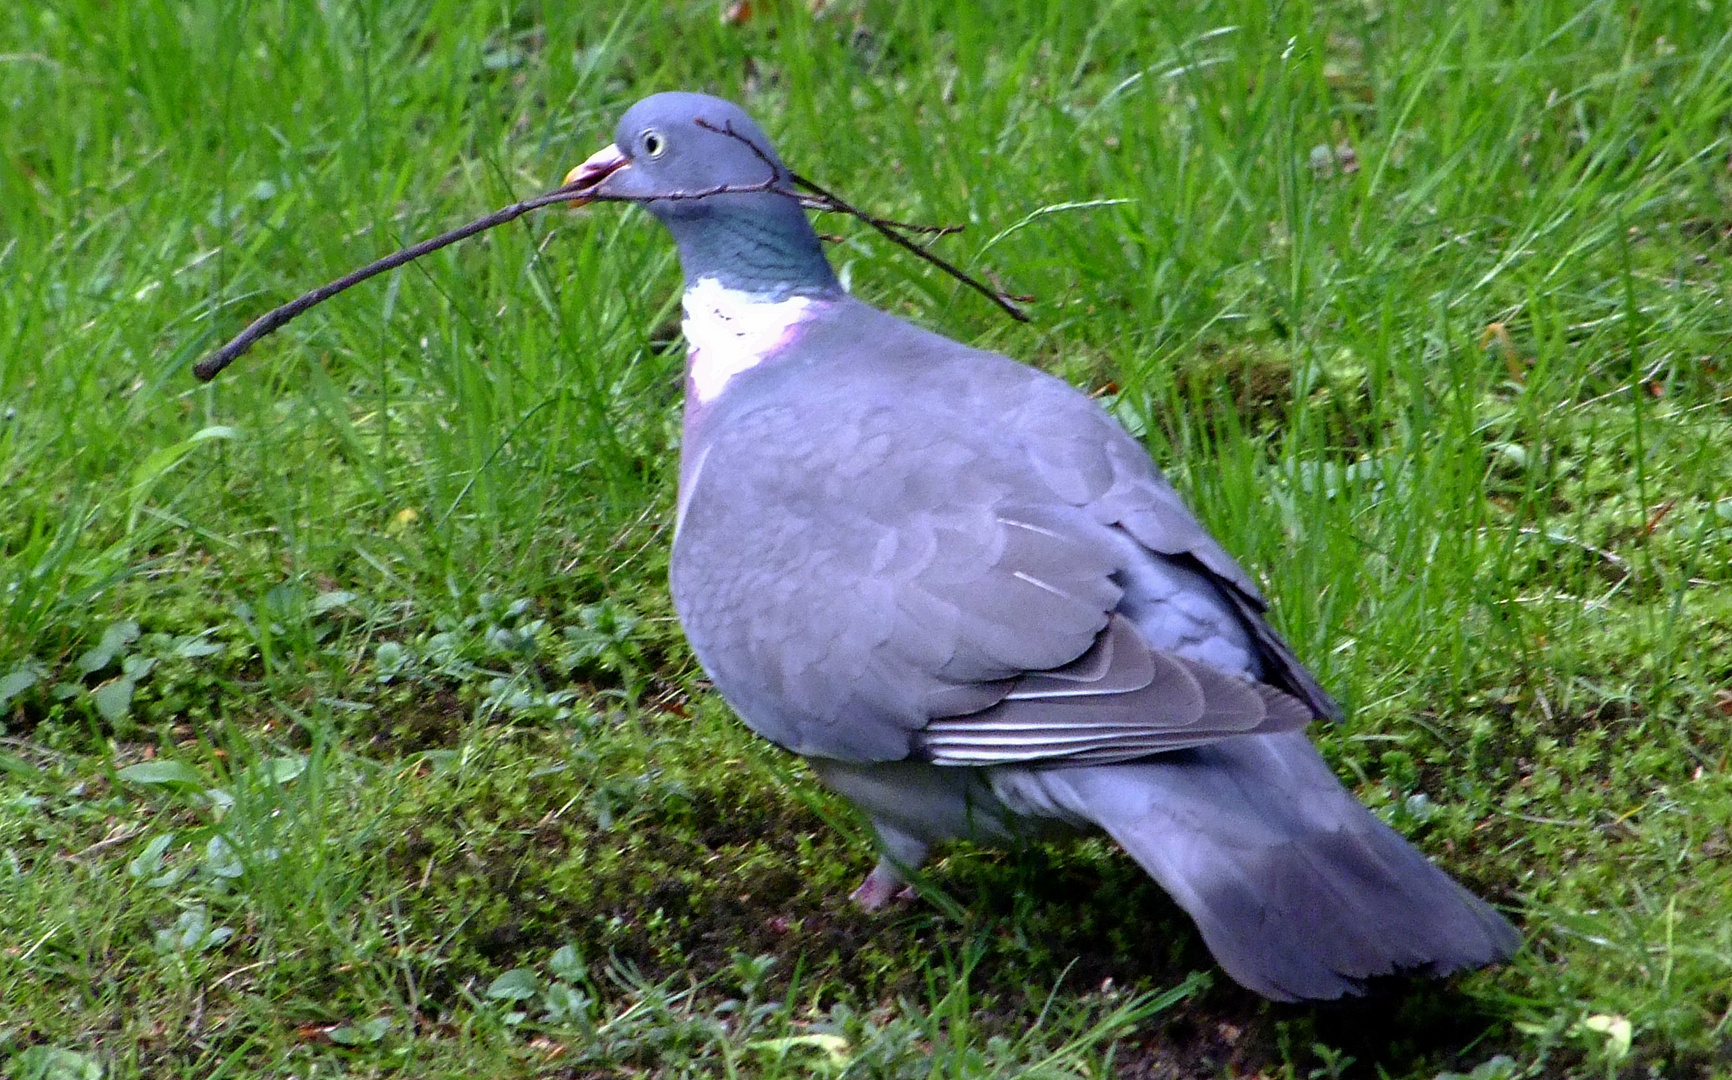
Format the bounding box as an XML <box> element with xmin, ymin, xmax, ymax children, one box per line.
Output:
<box><xmin>849</xmin><ymin>861</ymin><xmax>918</xmax><ymax>912</ymax></box>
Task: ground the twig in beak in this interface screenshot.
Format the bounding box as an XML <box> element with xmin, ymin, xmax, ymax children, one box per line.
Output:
<box><xmin>193</xmin><ymin>184</ymin><xmax>591</xmax><ymax>381</ymax></box>
<box><xmin>193</xmin><ymin>123</ymin><xmax>1030</xmax><ymax>382</ymax></box>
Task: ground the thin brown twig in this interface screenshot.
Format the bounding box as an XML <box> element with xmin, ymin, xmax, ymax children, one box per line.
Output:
<box><xmin>792</xmin><ymin>167</ymin><xmax>1028</xmax><ymax>321</ymax></box>
<box><xmin>61</xmin><ymin>825</ymin><xmax>146</xmax><ymax>863</ymax></box>
<box><xmin>694</xmin><ymin>116</ymin><xmax>1028</xmax><ymax>321</ymax></box>
<box><xmin>191</xmin><ymin>175</ymin><xmax>804</xmax><ymax>381</ymax></box>
<box><xmin>193</xmin><ymin>185</ymin><xmax>591</xmax><ymax>380</ymax></box>
<box><xmin>193</xmin><ymin>120</ymin><xmax>1029</xmax><ymax>381</ymax></box>
<box><xmin>797</xmin><ymin>197</ymin><xmax>965</xmax><ymax>236</ymax></box>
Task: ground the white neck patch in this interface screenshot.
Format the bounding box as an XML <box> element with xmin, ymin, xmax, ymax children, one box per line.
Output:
<box><xmin>681</xmin><ymin>277</ymin><xmax>815</xmax><ymax>403</ymax></box>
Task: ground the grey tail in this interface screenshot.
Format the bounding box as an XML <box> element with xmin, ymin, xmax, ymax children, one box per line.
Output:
<box><xmin>1022</xmin><ymin>732</ymin><xmax>1521</xmax><ymax>1001</ymax></box>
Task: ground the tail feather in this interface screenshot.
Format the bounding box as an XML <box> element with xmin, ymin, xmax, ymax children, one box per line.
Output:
<box><xmin>1017</xmin><ymin>732</ymin><xmax>1520</xmax><ymax>1001</ymax></box>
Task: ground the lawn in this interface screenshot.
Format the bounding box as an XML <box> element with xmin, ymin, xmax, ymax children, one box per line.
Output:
<box><xmin>2</xmin><ymin>0</ymin><xmax>1730</xmax><ymax>1076</ymax></box>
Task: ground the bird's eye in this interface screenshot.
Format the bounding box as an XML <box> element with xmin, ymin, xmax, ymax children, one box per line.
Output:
<box><xmin>641</xmin><ymin>129</ymin><xmax>666</xmax><ymax>158</ymax></box>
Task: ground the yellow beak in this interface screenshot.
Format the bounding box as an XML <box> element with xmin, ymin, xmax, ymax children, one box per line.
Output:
<box><xmin>561</xmin><ymin>143</ymin><xmax>628</xmax><ymax>205</ymax></box>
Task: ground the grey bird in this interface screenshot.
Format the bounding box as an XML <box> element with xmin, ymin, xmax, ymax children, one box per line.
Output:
<box><xmin>563</xmin><ymin>91</ymin><xmax>1520</xmax><ymax>1001</ymax></box>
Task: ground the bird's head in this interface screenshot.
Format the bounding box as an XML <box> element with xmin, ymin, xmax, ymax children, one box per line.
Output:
<box><xmin>563</xmin><ymin>92</ymin><xmax>838</xmax><ymax>297</ymax></box>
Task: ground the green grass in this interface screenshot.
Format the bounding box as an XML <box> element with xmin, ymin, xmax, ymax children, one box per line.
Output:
<box><xmin>3</xmin><ymin>0</ymin><xmax>1731</xmax><ymax>1075</ymax></box>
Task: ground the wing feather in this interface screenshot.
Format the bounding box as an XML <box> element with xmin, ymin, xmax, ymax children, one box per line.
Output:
<box><xmin>916</xmin><ymin>615</ymin><xmax>1312</xmax><ymax>766</ymax></box>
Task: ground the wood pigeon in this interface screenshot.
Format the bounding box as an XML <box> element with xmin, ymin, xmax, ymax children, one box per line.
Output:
<box><xmin>565</xmin><ymin>91</ymin><xmax>1520</xmax><ymax>1001</ymax></box>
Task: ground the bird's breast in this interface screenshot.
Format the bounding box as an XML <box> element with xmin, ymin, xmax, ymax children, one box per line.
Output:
<box><xmin>681</xmin><ymin>276</ymin><xmax>820</xmax><ymax>403</ymax></box>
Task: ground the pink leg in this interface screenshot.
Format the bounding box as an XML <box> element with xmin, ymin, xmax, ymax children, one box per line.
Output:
<box><xmin>849</xmin><ymin>857</ymin><xmax>919</xmax><ymax>912</ymax></box>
